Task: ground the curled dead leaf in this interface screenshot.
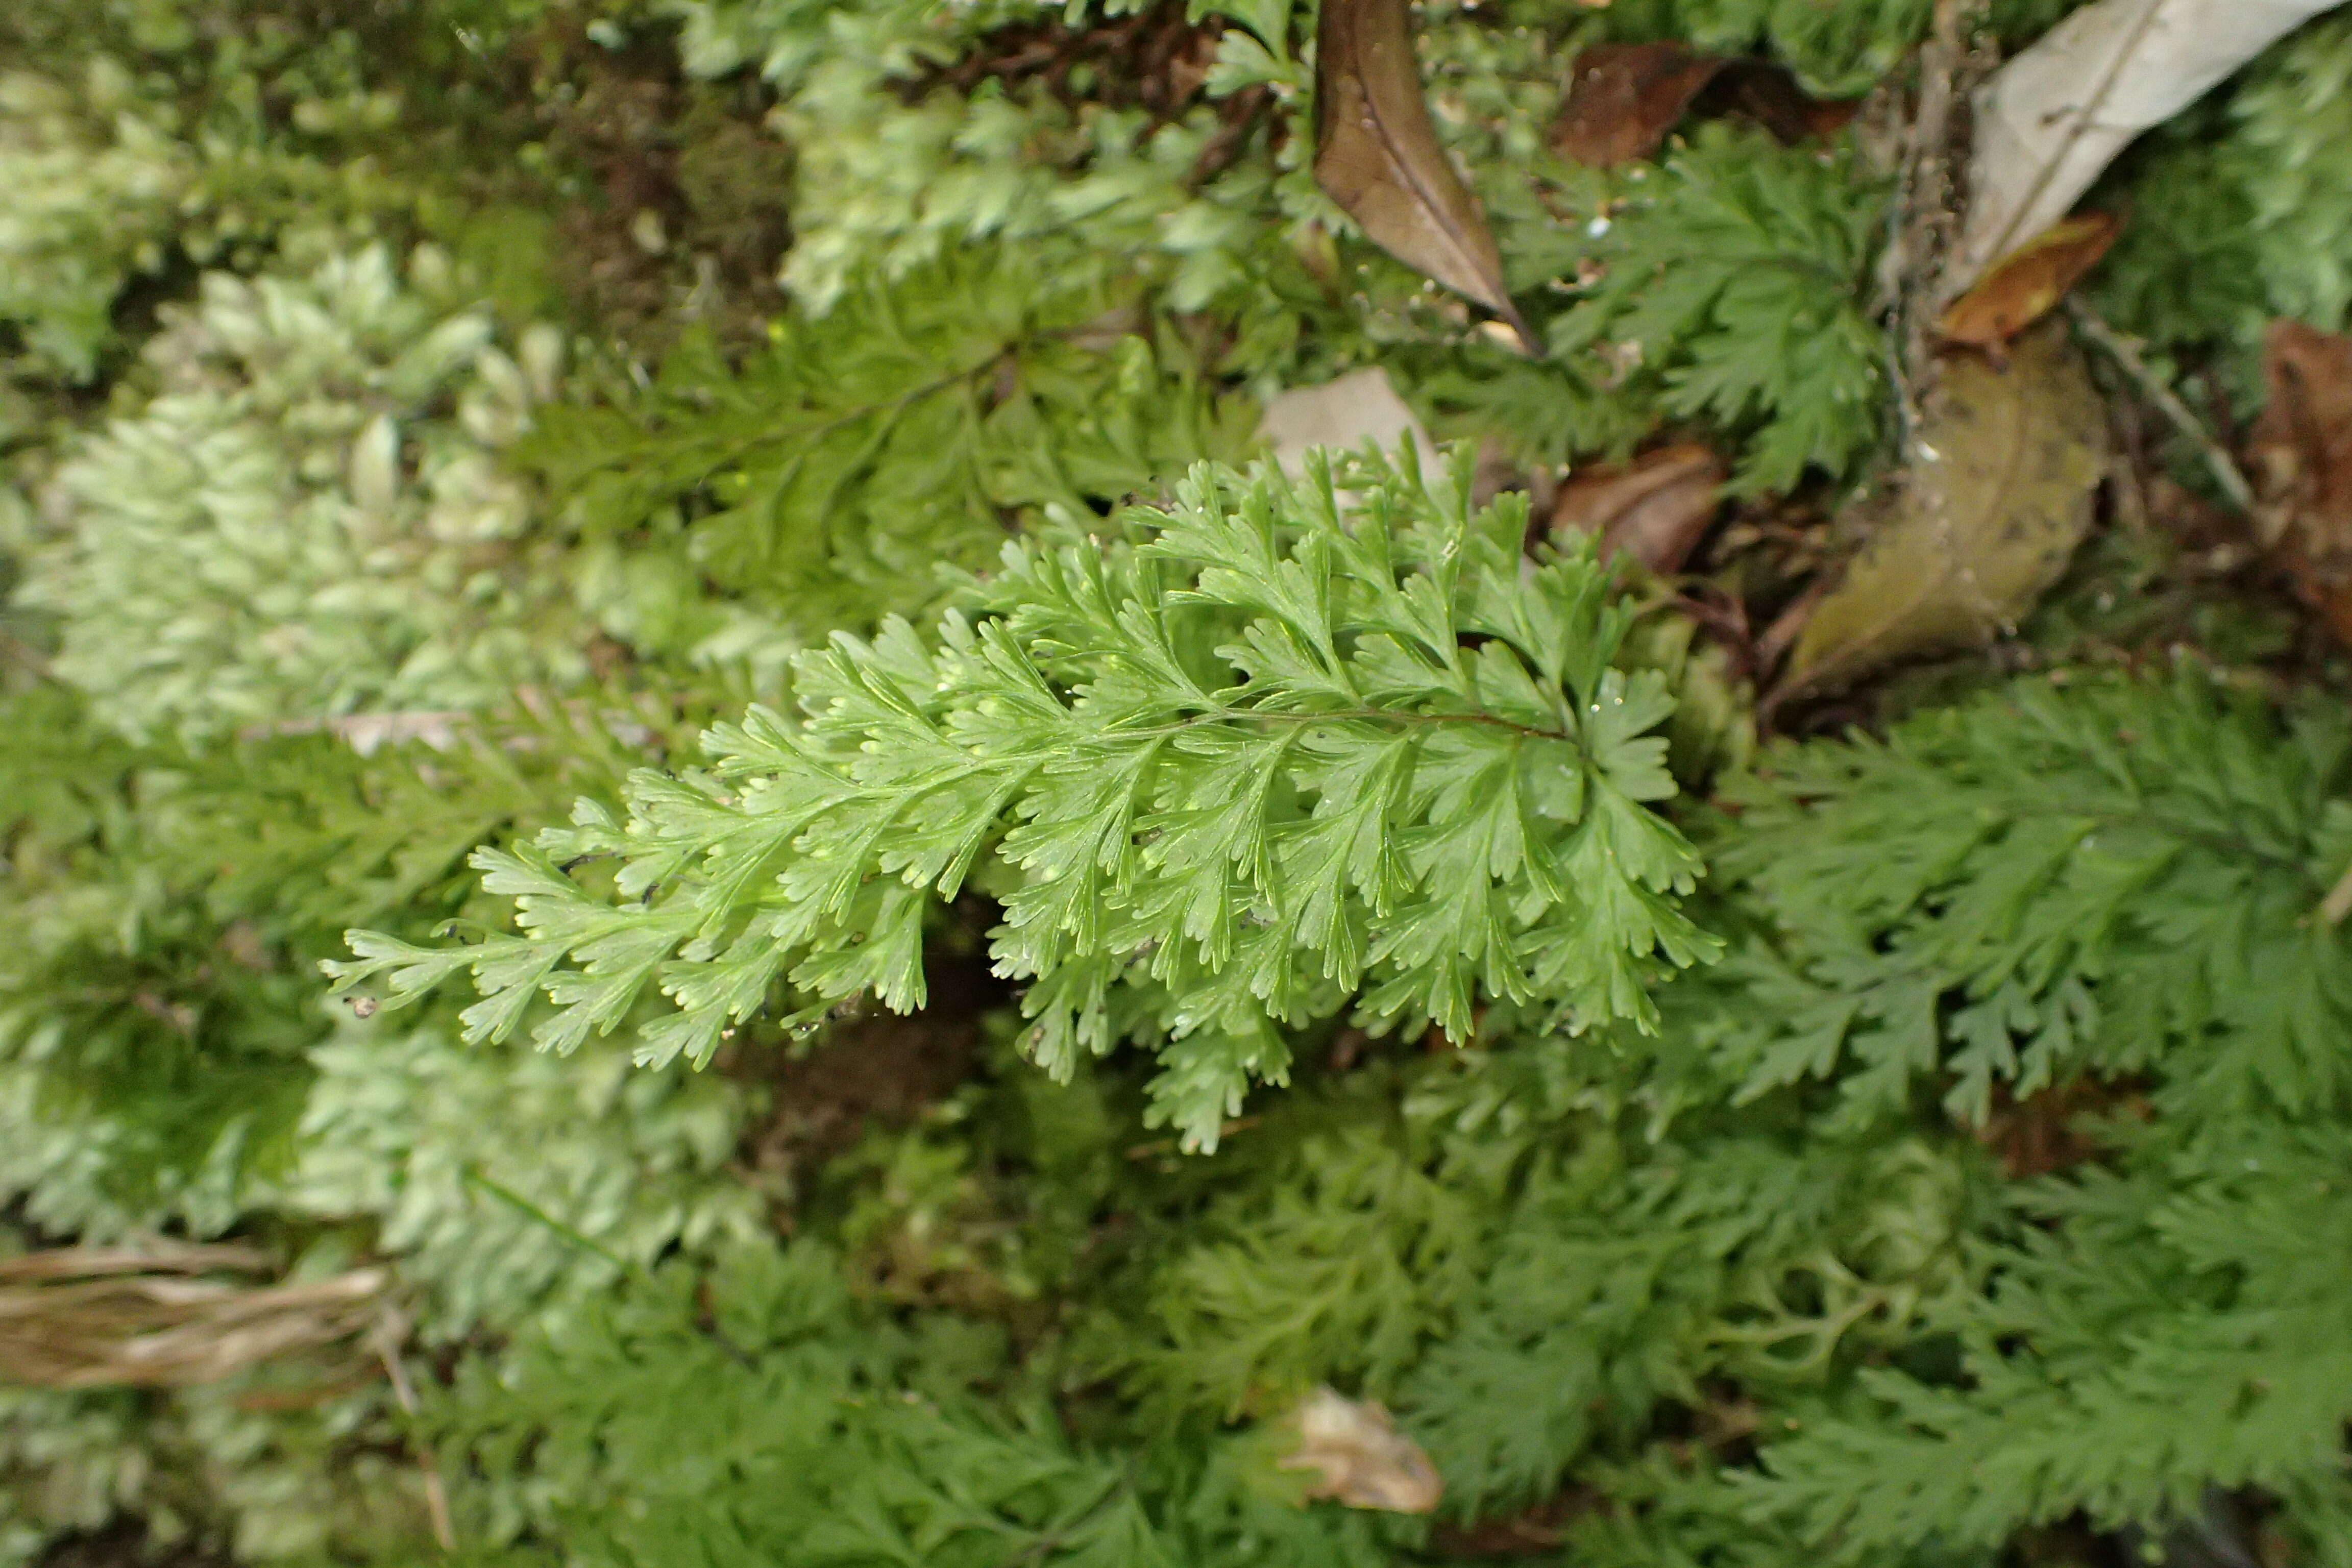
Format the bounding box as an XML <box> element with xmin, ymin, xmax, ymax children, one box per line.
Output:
<box><xmin>1779</xmin><ymin>320</ymin><xmax>2109</xmax><ymax>696</ymax></box>
<box><xmin>1550</xmin><ymin>43</ymin><xmax>1854</xmax><ymax>168</ymax></box>
<box><xmin>1551</xmin><ymin>441</ymin><xmax>1725</xmax><ymax>573</ymax></box>
<box><xmin>1313</xmin><ymin>0</ymin><xmax>1530</xmax><ymax>349</ymax></box>
<box><xmin>1277</xmin><ymin>1386</ymin><xmax>1443</xmax><ymax>1513</ymax></box>
<box><xmin>2248</xmin><ymin>320</ymin><xmax>2352</xmax><ymax>648</ymax></box>
<box><xmin>1938</xmin><ymin>214</ymin><xmax>2121</xmax><ymax>351</ymax></box>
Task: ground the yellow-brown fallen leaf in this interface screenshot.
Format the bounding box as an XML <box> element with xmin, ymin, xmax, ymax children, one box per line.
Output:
<box><xmin>1780</xmin><ymin>320</ymin><xmax>2109</xmax><ymax>696</ymax></box>
<box><xmin>2248</xmin><ymin>319</ymin><xmax>2352</xmax><ymax>650</ymax></box>
<box><xmin>1276</xmin><ymin>1386</ymin><xmax>1443</xmax><ymax>1513</ymax></box>
<box><xmin>1551</xmin><ymin>440</ymin><xmax>1725</xmax><ymax>573</ymax></box>
<box><xmin>1313</xmin><ymin>0</ymin><xmax>1530</xmax><ymax>349</ymax></box>
<box><xmin>1938</xmin><ymin>214</ymin><xmax>2121</xmax><ymax>350</ymax></box>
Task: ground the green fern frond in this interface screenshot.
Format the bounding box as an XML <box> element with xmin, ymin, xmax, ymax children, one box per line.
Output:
<box><xmin>1741</xmin><ymin>1119</ymin><xmax>2352</xmax><ymax>1556</ymax></box>
<box><xmin>529</xmin><ymin>242</ymin><xmax>1256</xmax><ymax>638</ymax></box>
<box><xmin>334</xmin><ymin>444</ymin><xmax>1717</xmax><ymax>1147</ymax></box>
<box><xmin>1713</xmin><ymin>673</ymin><xmax>2352</xmax><ymax>1129</ymax></box>
<box><xmin>1551</xmin><ymin>125</ymin><xmax>1888</xmax><ymax>496</ymax></box>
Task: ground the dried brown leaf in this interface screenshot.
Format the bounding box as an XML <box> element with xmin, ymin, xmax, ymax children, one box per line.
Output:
<box><xmin>1938</xmin><ymin>214</ymin><xmax>2121</xmax><ymax>350</ymax></box>
<box><xmin>1550</xmin><ymin>43</ymin><xmax>1853</xmax><ymax>168</ymax></box>
<box><xmin>1551</xmin><ymin>43</ymin><xmax>1726</xmax><ymax>166</ymax></box>
<box><xmin>1700</xmin><ymin>62</ymin><xmax>1859</xmax><ymax>145</ymax></box>
<box><xmin>1976</xmin><ymin>1076</ymin><xmax>2149</xmax><ymax>1180</ymax></box>
<box><xmin>2248</xmin><ymin>320</ymin><xmax>2352</xmax><ymax>648</ymax></box>
<box><xmin>1276</xmin><ymin>1386</ymin><xmax>1443</xmax><ymax>1513</ymax></box>
<box><xmin>1782</xmin><ymin>321</ymin><xmax>2109</xmax><ymax>695</ymax></box>
<box><xmin>1313</xmin><ymin>0</ymin><xmax>1529</xmax><ymax>347</ymax></box>
<box><xmin>1551</xmin><ymin>440</ymin><xmax>1725</xmax><ymax>573</ymax></box>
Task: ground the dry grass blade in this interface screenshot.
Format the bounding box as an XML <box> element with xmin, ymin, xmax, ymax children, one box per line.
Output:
<box><xmin>0</xmin><ymin>1246</ymin><xmax>386</xmax><ymax>1390</ymax></box>
<box><xmin>1312</xmin><ymin>0</ymin><xmax>1531</xmax><ymax>350</ymax></box>
<box><xmin>2064</xmin><ymin>299</ymin><xmax>2256</xmax><ymax>516</ymax></box>
<box><xmin>0</xmin><ymin>1243</ymin><xmax>269</xmax><ymax>1283</ymax></box>
<box><xmin>370</xmin><ymin>1307</ymin><xmax>457</xmax><ymax>1551</ymax></box>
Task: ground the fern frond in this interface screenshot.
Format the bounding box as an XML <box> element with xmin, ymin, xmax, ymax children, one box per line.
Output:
<box><xmin>336</xmin><ymin>445</ymin><xmax>1717</xmax><ymax>1147</ymax></box>
<box><xmin>527</xmin><ymin>242</ymin><xmax>1255</xmax><ymax>638</ymax></box>
<box><xmin>1552</xmin><ymin>124</ymin><xmax>1887</xmax><ymax>496</ymax></box>
<box><xmin>1742</xmin><ymin>1119</ymin><xmax>2352</xmax><ymax>1555</ymax></box>
<box><xmin>1713</xmin><ymin>673</ymin><xmax>2352</xmax><ymax>1129</ymax></box>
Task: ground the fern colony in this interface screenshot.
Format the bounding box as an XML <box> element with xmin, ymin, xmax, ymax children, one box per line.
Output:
<box><xmin>4</xmin><ymin>1</ymin><xmax>2351</xmax><ymax>1565</ymax></box>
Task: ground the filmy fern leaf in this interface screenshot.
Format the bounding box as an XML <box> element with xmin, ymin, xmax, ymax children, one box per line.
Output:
<box><xmin>1739</xmin><ymin>1119</ymin><xmax>2352</xmax><ymax>1556</ymax></box>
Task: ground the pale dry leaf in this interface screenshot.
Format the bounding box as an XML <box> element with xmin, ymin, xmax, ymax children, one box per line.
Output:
<box><xmin>2248</xmin><ymin>320</ymin><xmax>2352</xmax><ymax>648</ymax></box>
<box><xmin>1551</xmin><ymin>440</ymin><xmax>1725</xmax><ymax>573</ymax></box>
<box><xmin>1951</xmin><ymin>0</ymin><xmax>2345</xmax><ymax>296</ymax></box>
<box><xmin>1781</xmin><ymin>321</ymin><xmax>2109</xmax><ymax>695</ymax></box>
<box><xmin>1313</xmin><ymin>0</ymin><xmax>1531</xmax><ymax>348</ymax></box>
<box><xmin>1276</xmin><ymin>1385</ymin><xmax>1444</xmax><ymax>1513</ymax></box>
<box><xmin>1258</xmin><ymin>367</ymin><xmax>1433</xmax><ymax>477</ymax></box>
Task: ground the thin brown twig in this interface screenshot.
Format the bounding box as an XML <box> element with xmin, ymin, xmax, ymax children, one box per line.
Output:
<box><xmin>2064</xmin><ymin>298</ymin><xmax>2259</xmax><ymax>520</ymax></box>
<box><xmin>372</xmin><ymin>1311</ymin><xmax>456</xmax><ymax>1553</ymax></box>
<box><xmin>1877</xmin><ymin>0</ymin><xmax>1978</xmax><ymax>431</ymax></box>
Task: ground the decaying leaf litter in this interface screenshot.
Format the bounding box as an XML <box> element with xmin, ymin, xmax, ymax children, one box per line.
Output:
<box><xmin>2251</xmin><ymin>320</ymin><xmax>2352</xmax><ymax>647</ymax></box>
<box><xmin>1292</xmin><ymin>0</ymin><xmax>2352</xmax><ymax>725</ymax></box>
